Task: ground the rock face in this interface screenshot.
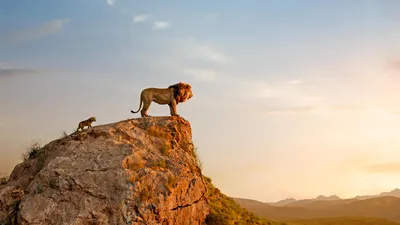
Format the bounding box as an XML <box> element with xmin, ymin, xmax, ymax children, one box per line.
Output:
<box><xmin>0</xmin><ymin>117</ymin><xmax>209</xmax><ymax>225</ymax></box>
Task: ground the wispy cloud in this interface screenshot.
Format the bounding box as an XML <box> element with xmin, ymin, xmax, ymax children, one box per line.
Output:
<box><xmin>1</xmin><ymin>19</ymin><xmax>70</xmax><ymax>44</ymax></box>
<box><xmin>193</xmin><ymin>44</ymin><xmax>229</xmax><ymax>63</ymax></box>
<box><xmin>389</xmin><ymin>60</ymin><xmax>400</xmax><ymax>71</ymax></box>
<box><xmin>238</xmin><ymin>79</ymin><xmax>327</xmax><ymax>115</ymax></box>
<box><xmin>106</xmin><ymin>0</ymin><xmax>115</xmax><ymax>6</ymax></box>
<box><xmin>206</xmin><ymin>13</ymin><xmax>219</xmax><ymax>20</ymax></box>
<box><xmin>183</xmin><ymin>68</ymin><xmax>220</xmax><ymax>83</ymax></box>
<box><xmin>263</xmin><ymin>96</ymin><xmax>326</xmax><ymax>115</ymax></box>
<box><xmin>379</xmin><ymin>1</ymin><xmax>400</xmax><ymax>22</ymax></box>
<box><xmin>134</xmin><ymin>37</ymin><xmax>228</xmax><ymax>84</ymax></box>
<box><xmin>288</xmin><ymin>79</ymin><xmax>303</xmax><ymax>85</ymax></box>
<box><xmin>265</xmin><ymin>106</ymin><xmax>315</xmax><ymax>115</ymax></box>
<box><xmin>152</xmin><ymin>21</ymin><xmax>171</xmax><ymax>30</ymax></box>
<box><xmin>133</xmin><ymin>14</ymin><xmax>150</xmax><ymax>23</ymax></box>
<box><xmin>172</xmin><ymin>38</ymin><xmax>229</xmax><ymax>64</ymax></box>
<box><xmin>0</xmin><ymin>69</ymin><xmax>38</xmax><ymax>79</ymax></box>
<box><xmin>365</xmin><ymin>162</ymin><xmax>400</xmax><ymax>174</ymax></box>
<box><xmin>120</xmin><ymin>8</ymin><xmax>130</xmax><ymax>15</ymax></box>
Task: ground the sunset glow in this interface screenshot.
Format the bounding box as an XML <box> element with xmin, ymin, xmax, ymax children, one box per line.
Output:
<box><xmin>1</xmin><ymin>0</ymin><xmax>400</xmax><ymax>202</ymax></box>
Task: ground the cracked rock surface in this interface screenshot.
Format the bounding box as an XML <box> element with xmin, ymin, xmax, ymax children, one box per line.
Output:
<box><xmin>0</xmin><ymin>116</ymin><xmax>209</xmax><ymax>225</ymax></box>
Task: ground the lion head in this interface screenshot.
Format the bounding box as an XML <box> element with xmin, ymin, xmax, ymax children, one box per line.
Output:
<box><xmin>89</xmin><ymin>117</ymin><xmax>96</xmax><ymax>122</ymax></box>
<box><xmin>168</xmin><ymin>82</ymin><xmax>193</xmax><ymax>104</ymax></box>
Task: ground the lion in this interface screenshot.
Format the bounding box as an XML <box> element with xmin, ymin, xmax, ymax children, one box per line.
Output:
<box><xmin>77</xmin><ymin>117</ymin><xmax>96</xmax><ymax>131</ymax></box>
<box><xmin>130</xmin><ymin>82</ymin><xmax>193</xmax><ymax>117</ymax></box>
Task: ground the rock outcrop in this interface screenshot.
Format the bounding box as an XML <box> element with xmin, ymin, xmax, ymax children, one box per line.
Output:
<box><xmin>0</xmin><ymin>117</ymin><xmax>209</xmax><ymax>225</ymax></box>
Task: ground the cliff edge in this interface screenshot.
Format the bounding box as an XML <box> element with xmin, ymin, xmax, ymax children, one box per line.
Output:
<box><xmin>0</xmin><ymin>117</ymin><xmax>209</xmax><ymax>225</ymax></box>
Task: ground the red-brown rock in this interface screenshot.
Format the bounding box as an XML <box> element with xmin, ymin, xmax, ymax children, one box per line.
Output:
<box><xmin>0</xmin><ymin>116</ymin><xmax>209</xmax><ymax>225</ymax></box>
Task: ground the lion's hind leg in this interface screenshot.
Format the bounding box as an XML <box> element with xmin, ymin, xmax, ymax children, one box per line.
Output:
<box><xmin>77</xmin><ymin>123</ymin><xmax>82</xmax><ymax>132</ymax></box>
<box><xmin>141</xmin><ymin>101</ymin><xmax>151</xmax><ymax>117</ymax></box>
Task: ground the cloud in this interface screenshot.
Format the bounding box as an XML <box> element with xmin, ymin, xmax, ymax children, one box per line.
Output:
<box><xmin>332</xmin><ymin>106</ymin><xmax>400</xmax><ymax>119</ymax></box>
<box><xmin>288</xmin><ymin>79</ymin><xmax>303</xmax><ymax>85</ymax></box>
<box><xmin>379</xmin><ymin>1</ymin><xmax>400</xmax><ymax>22</ymax></box>
<box><xmin>106</xmin><ymin>0</ymin><xmax>115</xmax><ymax>6</ymax></box>
<box><xmin>389</xmin><ymin>60</ymin><xmax>400</xmax><ymax>71</ymax></box>
<box><xmin>1</xmin><ymin>19</ymin><xmax>70</xmax><ymax>44</ymax></box>
<box><xmin>365</xmin><ymin>162</ymin><xmax>400</xmax><ymax>174</ymax></box>
<box><xmin>152</xmin><ymin>21</ymin><xmax>171</xmax><ymax>30</ymax></box>
<box><xmin>130</xmin><ymin>37</ymin><xmax>229</xmax><ymax>85</ymax></box>
<box><xmin>194</xmin><ymin>44</ymin><xmax>229</xmax><ymax>63</ymax></box>
<box><xmin>170</xmin><ymin>38</ymin><xmax>229</xmax><ymax>64</ymax></box>
<box><xmin>237</xmin><ymin>79</ymin><xmax>327</xmax><ymax>115</ymax></box>
<box><xmin>183</xmin><ymin>68</ymin><xmax>220</xmax><ymax>83</ymax></box>
<box><xmin>0</xmin><ymin>69</ymin><xmax>38</xmax><ymax>79</ymax></box>
<box><xmin>263</xmin><ymin>96</ymin><xmax>326</xmax><ymax>115</ymax></box>
<box><xmin>206</xmin><ymin>13</ymin><xmax>219</xmax><ymax>20</ymax></box>
<box><xmin>265</xmin><ymin>106</ymin><xmax>315</xmax><ymax>115</ymax></box>
<box><xmin>120</xmin><ymin>8</ymin><xmax>130</xmax><ymax>15</ymax></box>
<box><xmin>133</xmin><ymin>14</ymin><xmax>150</xmax><ymax>23</ymax></box>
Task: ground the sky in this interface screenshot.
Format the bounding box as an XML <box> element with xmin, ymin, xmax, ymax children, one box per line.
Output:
<box><xmin>1</xmin><ymin>0</ymin><xmax>400</xmax><ymax>202</ymax></box>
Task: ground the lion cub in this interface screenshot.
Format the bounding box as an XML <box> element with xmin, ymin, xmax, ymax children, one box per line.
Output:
<box><xmin>77</xmin><ymin>117</ymin><xmax>96</xmax><ymax>132</ymax></box>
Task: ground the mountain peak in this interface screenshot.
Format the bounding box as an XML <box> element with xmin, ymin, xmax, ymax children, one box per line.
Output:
<box><xmin>0</xmin><ymin>117</ymin><xmax>209</xmax><ymax>224</ymax></box>
<box><xmin>316</xmin><ymin>195</ymin><xmax>340</xmax><ymax>200</ymax></box>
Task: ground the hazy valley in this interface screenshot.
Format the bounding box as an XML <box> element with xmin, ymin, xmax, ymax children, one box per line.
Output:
<box><xmin>234</xmin><ymin>189</ymin><xmax>400</xmax><ymax>224</ymax></box>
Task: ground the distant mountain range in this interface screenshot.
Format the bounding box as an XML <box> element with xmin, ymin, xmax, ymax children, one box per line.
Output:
<box><xmin>266</xmin><ymin>188</ymin><xmax>400</xmax><ymax>207</ymax></box>
<box><xmin>233</xmin><ymin>188</ymin><xmax>400</xmax><ymax>223</ymax></box>
<box><xmin>354</xmin><ymin>188</ymin><xmax>400</xmax><ymax>200</ymax></box>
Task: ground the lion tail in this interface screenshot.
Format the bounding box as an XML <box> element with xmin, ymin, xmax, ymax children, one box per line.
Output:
<box><xmin>131</xmin><ymin>94</ymin><xmax>143</xmax><ymax>114</ymax></box>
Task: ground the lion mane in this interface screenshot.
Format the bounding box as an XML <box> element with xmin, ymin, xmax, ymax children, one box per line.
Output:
<box><xmin>168</xmin><ymin>82</ymin><xmax>193</xmax><ymax>104</ymax></box>
<box><xmin>130</xmin><ymin>82</ymin><xmax>193</xmax><ymax>117</ymax></box>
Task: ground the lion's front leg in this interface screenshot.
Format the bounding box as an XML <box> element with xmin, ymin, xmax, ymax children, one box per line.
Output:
<box><xmin>169</xmin><ymin>101</ymin><xmax>179</xmax><ymax>117</ymax></box>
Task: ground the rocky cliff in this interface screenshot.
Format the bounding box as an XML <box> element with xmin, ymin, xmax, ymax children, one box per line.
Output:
<box><xmin>0</xmin><ymin>117</ymin><xmax>209</xmax><ymax>225</ymax></box>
